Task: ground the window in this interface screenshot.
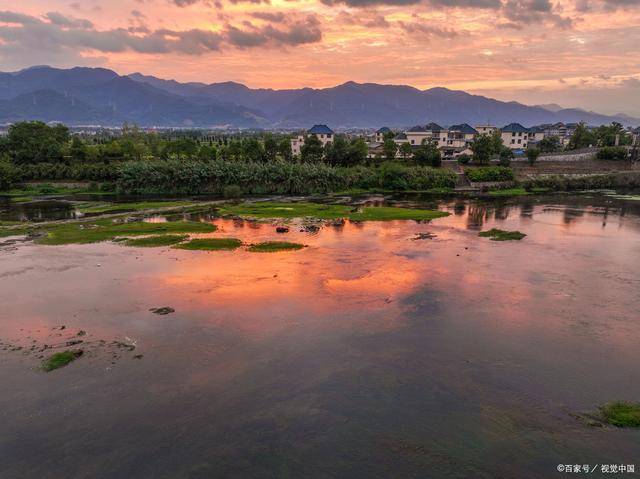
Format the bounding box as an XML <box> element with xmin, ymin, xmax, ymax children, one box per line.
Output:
<box><xmin>517</xmin><ymin>139</ymin><xmax>521</xmax><ymax>144</ymax></box>
<box><xmin>511</xmin><ymin>139</ymin><xmax>515</xmax><ymax>144</ymax></box>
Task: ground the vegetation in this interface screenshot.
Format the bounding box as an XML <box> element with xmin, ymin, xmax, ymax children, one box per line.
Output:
<box><xmin>488</xmin><ymin>187</ymin><xmax>530</xmax><ymax>197</ymax></box>
<box><xmin>37</xmin><ymin>219</ymin><xmax>216</xmax><ymax>245</ymax></box>
<box><xmin>413</xmin><ymin>140</ymin><xmax>442</xmax><ymax>167</ymax></box>
<box><xmin>466</xmin><ymin>166</ymin><xmax>514</xmax><ymax>182</ymax></box>
<box><xmin>596</xmin><ymin>146</ymin><xmax>628</xmax><ymax>161</ymax></box>
<box><xmin>470</xmin><ymin>133</ymin><xmax>495</xmax><ymax>165</ymax></box>
<box><xmin>538</xmin><ymin>136</ymin><xmax>561</xmax><ymax>153</ymax></box>
<box><xmin>567</xmin><ymin>122</ymin><xmax>595</xmax><ymax>150</ymax></box>
<box><xmin>498</xmin><ymin>146</ymin><xmax>513</xmax><ymax>166</ymax></box>
<box><xmin>526</xmin><ymin>147</ymin><xmax>540</xmax><ymax>166</ymax></box>
<box><xmin>248</xmin><ymin>241</ymin><xmax>306</xmax><ymax>252</ymax></box>
<box><xmin>124</xmin><ymin>235</ymin><xmax>189</xmax><ymax>247</ymax></box>
<box><xmin>78</xmin><ymin>200</ymin><xmax>193</xmax><ymax>214</ymax></box>
<box><xmin>522</xmin><ymin>172</ymin><xmax>640</xmax><ymax>191</ymax></box>
<box><xmin>42</xmin><ymin>350</ymin><xmax>83</xmax><ymax>372</ymax></box>
<box><xmin>173</xmin><ymin>238</ymin><xmax>243</xmax><ymax>251</ymax></box>
<box><xmin>599</xmin><ymin>401</ymin><xmax>640</xmax><ymax>427</ymax></box>
<box><xmin>218</xmin><ymin>201</ymin><xmax>449</xmax><ymax>221</ymax></box>
<box><xmin>478</xmin><ymin>228</ymin><xmax>526</xmax><ymax>241</ymax></box>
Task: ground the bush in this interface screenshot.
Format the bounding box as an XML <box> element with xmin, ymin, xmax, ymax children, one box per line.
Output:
<box><xmin>457</xmin><ymin>154</ymin><xmax>471</xmax><ymax>165</ymax></box>
<box><xmin>499</xmin><ymin>147</ymin><xmax>513</xmax><ymax>166</ymax></box>
<box><xmin>222</xmin><ymin>185</ymin><xmax>243</xmax><ymax>198</ymax></box>
<box><xmin>526</xmin><ymin>147</ymin><xmax>540</xmax><ymax>166</ymax></box>
<box><xmin>522</xmin><ymin>172</ymin><xmax>640</xmax><ymax>191</ymax></box>
<box><xmin>466</xmin><ymin>166</ymin><xmax>514</xmax><ymax>183</ymax></box>
<box><xmin>15</xmin><ymin>162</ymin><xmax>120</xmax><ymax>181</ymax></box>
<box><xmin>596</xmin><ymin>146</ymin><xmax>628</xmax><ymax>161</ymax></box>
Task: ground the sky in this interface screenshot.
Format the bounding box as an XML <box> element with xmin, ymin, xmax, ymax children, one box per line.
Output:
<box><xmin>0</xmin><ymin>0</ymin><xmax>639</xmax><ymax>115</ymax></box>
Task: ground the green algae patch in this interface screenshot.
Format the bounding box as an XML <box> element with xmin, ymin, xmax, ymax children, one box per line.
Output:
<box><xmin>349</xmin><ymin>207</ymin><xmax>449</xmax><ymax>221</ymax></box>
<box><xmin>248</xmin><ymin>241</ymin><xmax>306</xmax><ymax>252</ymax></box>
<box><xmin>124</xmin><ymin>234</ymin><xmax>188</xmax><ymax>247</ymax></box>
<box><xmin>42</xmin><ymin>350</ymin><xmax>83</xmax><ymax>372</ymax></box>
<box><xmin>37</xmin><ymin>219</ymin><xmax>217</xmax><ymax>245</ymax></box>
<box><xmin>599</xmin><ymin>402</ymin><xmax>640</xmax><ymax>427</ymax></box>
<box><xmin>78</xmin><ymin>200</ymin><xmax>193</xmax><ymax>214</ymax></box>
<box><xmin>173</xmin><ymin>238</ymin><xmax>243</xmax><ymax>251</ymax></box>
<box><xmin>478</xmin><ymin>228</ymin><xmax>526</xmax><ymax>241</ymax></box>
<box><xmin>220</xmin><ymin>201</ymin><xmax>449</xmax><ymax>222</ymax></box>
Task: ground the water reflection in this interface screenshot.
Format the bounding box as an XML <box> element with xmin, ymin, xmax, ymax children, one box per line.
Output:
<box><xmin>1</xmin><ymin>193</ymin><xmax>640</xmax><ymax>478</ymax></box>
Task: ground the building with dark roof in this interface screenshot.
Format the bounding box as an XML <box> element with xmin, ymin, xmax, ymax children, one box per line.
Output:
<box><xmin>308</xmin><ymin>124</ymin><xmax>334</xmax><ymax>135</ymax></box>
<box><xmin>291</xmin><ymin>125</ymin><xmax>335</xmax><ymax>157</ymax></box>
<box><xmin>501</xmin><ymin>123</ymin><xmax>530</xmax><ymax>149</ymax></box>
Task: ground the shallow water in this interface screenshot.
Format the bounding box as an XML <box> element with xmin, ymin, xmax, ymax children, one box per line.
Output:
<box><xmin>1</xmin><ymin>193</ymin><xmax>640</xmax><ymax>478</ymax></box>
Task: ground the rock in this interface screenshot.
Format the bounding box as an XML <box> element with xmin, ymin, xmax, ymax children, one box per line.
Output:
<box><xmin>133</xmin><ymin>354</ymin><xmax>144</xmax><ymax>360</ymax></box>
<box><xmin>302</xmin><ymin>224</ymin><xmax>320</xmax><ymax>233</ymax></box>
<box><xmin>330</xmin><ymin>218</ymin><xmax>345</xmax><ymax>227</ymax></box>
<box><xmin>149</xmin><ymin>307</ymin><xmax>175</xmax><ymax>315</ymax></box>
<box><xmin>66</xmin><ymin>339</ymin><xmax>83</xmax><ymax>346</ymax></box>
<box><xmin>77</xmin><ymin>330</ymin><xmax>87</xmax><ymax>337</ymax></box>
<box><xmin>276</xmin><ymin>226</ymin><xmax>289</xmax><ymax>233</ymax></box>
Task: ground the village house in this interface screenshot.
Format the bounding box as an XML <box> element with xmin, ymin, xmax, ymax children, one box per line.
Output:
<box><xmin>291</xmin><ymin>124</ymin><xmax>334</xmax><ymax>156</ymax></box>
<box><xmin>500</xmin><ymin>123</ymin><xmax>530</xmax><ymax>149</ymax></box>
<box><xmin>405</xmin><ymin>122</ymin><xmax>446</xmax><ymax>146</ymax></box>
<box><xmin>375</xmin><ymin>127</ymin><xmax>391</xmax><ymax>142</ymax></box>
<box><xmin>528</xmin><ymin>126</ymin><xmax>545</xmax><ymax>144</ymax></box>
<box><xmin>474</xmin><ymin>125</ymin><xmax>497</xmax><ymax>135</ymax></box>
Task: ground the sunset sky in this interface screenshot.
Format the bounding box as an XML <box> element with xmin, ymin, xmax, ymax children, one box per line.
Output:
<box><xmin>1</xmin><ymin>0</ymin><xmax>639</xmax><ymax>115</ymax></box>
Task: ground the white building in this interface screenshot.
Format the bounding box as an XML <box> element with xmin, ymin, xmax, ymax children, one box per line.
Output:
<box><xmin>500</xmin><ymin>123</ymin><xmax>530</xmax><ymax>149</ymax></box>
<box><xmin>291</xmin><ymin>125</ymin><xmax>335</xmax><ymax>156</ymax></box>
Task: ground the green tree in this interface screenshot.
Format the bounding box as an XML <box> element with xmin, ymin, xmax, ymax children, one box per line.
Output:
<box><xmin>526</xmin><ymin>147</ymin><xmax>540</xmax><ymax>166</ymax></box>
<box><xmin>413</xmin><ymin>140</ymin><xmax>441</xmax><ymax>167</ymax></box>
<box><xmin>70</xmin><ymin>137</ymin><xmax>88</xmax><ymax>161</ymax></box>
<box><xmin>241</xmin><ymin>138</ymin><xmax>264</xmax><ymax>162</ymax></box>
<box><xmin>325</xmin><ymin>136</ymin><xmax>349</xmax><ymax>166</ymax></box>
<box><xmin>383</xmin><ymin>138</ymin><xmax>398</xmax><ymax>161</ymax></box>
<box><xmin>498</xmin><ymin>146</ymin><xmax>513</xmax><ymax>166</ymax></box>
<box><xmin>346</xmin><ymin>138</ymin><xmax>368</xmax><ymax>166</ymax></box>
<box><xmin>399</xmin><ymin>142</ymin><xmax>413</xmax><ymax>160</ymax></box>
<box><xmin>470</xmin><ymin>134</ymin><xmax>495</xmax><ymax>165</ymax></box>
<box><xmin>567</xmin><ymin>122</ymin><xmax>596</xmax><ymax>150</ymax></box>
<box><xmin>278</xmin><ymin>138</ymin><xmax>293</xmax><ymax>162</ymax></box>
<box><xmin>595</xmin><ymin>122</ymin><xmax>631</xmax><ymax>147</ymax></box>
<box><xmin>538</xmin><ymin>136</ymin><xmax>560</xmax><ymax>153</ymax></box>
<box><xmin>6</xmin><ymin>121</ymin><xmax>69</xmax><ymax>164</ymax></box>
<box><xmin>263</xmin><ymin>134</ymin><xmax>278</xmax><ymax>162</ymax></box>
<box><xmin>197</xmin><ymin>144</ymin><xmax>217</xmax><ymax>161</ymax></box>
<box><xmin>300</xmin><ymin>135</ymin><xmax>324</xmax><ymax>163</ymax></box>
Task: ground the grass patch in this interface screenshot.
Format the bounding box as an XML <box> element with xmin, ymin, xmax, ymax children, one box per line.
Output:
<box><xmin>599</xmin><ymin>401</ymin><xmax>640</xmax><ymax>427</ymax></box>
<box><xmin>37</xmin><ymin>219</ymin><xmax>216</xmax><ymax>245</ymax></box>
<box><xmin>478</xmin><ymin>228</ymin><xmax>526</xmax><ymax>241</ymax></box>
<box><xmin>220</xmin><ymin>201</ymin><xmax>449</xmax><ymax>222</ymax></box>
<box><xmin>0</xmin><ymin>226</ymin><xmax>32</xmax><ymax>237</ymax></box>
<box><xmin>349</xmin><ymin>207</ymin><xmax>449</xmax><ymax>221</ymax></box>
<box><xmin>77</xmin><ymin>200</ymin><xmax>193</xmax><ymax>214</ymax></box>
<box><xmin>173</xmin><ymin>238</ymin><xmax>243</xmax><ymax>251</ymax></box>
<box><xmin>124</xmin><ymin>234</ymin><xmax>188</xmax><ymax>247</ymax></box>
<box><xmin>488</xmin><ymin>188</ymin><xmax>531</xmax><ymax>197</ymax></box>
<box><xmin>248</xmin><ymin>241</ymin><xmax>306</xmax><ymax>252</ymax></box>
<box><xmin>42</xmin><ymin>350</ymin><xmax>83</xmax><ymax>372</ymax></box>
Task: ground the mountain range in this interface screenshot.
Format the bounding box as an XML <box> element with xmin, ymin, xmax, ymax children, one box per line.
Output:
<box><xmin>0</xmin><ymin>66</ymin><xmax>637</xmax><ymax>129</ymax></box>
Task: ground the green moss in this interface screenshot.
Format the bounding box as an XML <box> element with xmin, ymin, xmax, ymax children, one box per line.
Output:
<box><xmin>78</xmin><ymin>200</ymin><xmax>193</xmax><ymax>214</ymax></box>
<box><xmin>219</xmin><ymin>201</ymin><xmax>449</xmax><ymax>222</ymax></box>
<box><xmin>248</xmin><ymin>241</ymin><xmax>306</xmax><ymax>252</ymax></box>
<box><xmin>599</xmin><ymin>401</ymin><xmax>640</xmax><ymax>427</ymax></box>
<box><xmin>478</xmin><ymin>228</ymin><xmax>526</xmax><ymax>241</ymax></box>
<box><xmin>37</xmin><ymin>219</ymin><xmax>216</xmax><ymax>245</ymax></box>
<box><xmin>488</xmin><ymin>188</ymin><xmax>531</xmax><ymax>197</ymax></box>
<box><xmin>42</xmin><ymin>350</ymin><xmax>83</xmax><ymax>372</ymax></box>
<box><xmin>173</xmin><ymin>238</ymin><xmax>243</xmax><ymax>251</ymax></box>
<box><xmin>124</xmin><ymin>234</ymin><xmax>188</xmax><ymax>247</ymax></box>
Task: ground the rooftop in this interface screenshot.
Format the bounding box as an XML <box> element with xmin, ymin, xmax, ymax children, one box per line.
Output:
<box><xmin>308</xmin><ymin>124</ymin><xmax>334</xmax><ymax>135</ymax></box>
<box><xmin>501</xmin><ymin>122</ymin><xmax>529</xmax><ymax>133</ymax></box>
<box><xmin>376</xmin><ymin>127</ymin><xmax>391</xmax><ymax>134</ymax></box>
<box><xmin>449</xmin><ymin>123</ymin><xmax>478</xmax><ymax>134</ymax></box>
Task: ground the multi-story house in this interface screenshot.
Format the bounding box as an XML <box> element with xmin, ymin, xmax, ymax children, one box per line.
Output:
<box><xmin>375</xmin><ymin>127</ymin><xmax>391</xmax><ymax>142</ymax></box>
<box><xmin>291</xmin><ymin>124</ymin><xmax>334</xmax><ymax>156</ymax></box>
<box><xmin>528</xmin><ymin>126</ymin><xmax>545</xmax><ymax>144</ymax></box>
<box><xmin>474</xmin><ymin>125</ymin><xmax>497</xmax><ymax>135</ymax></box>
<box><xmin>501</xmin><ymin>123</ymin><xmax>530</xmax><ymax>149</ymax></box>
<box><xmin>405</xmin><ymin>122</ymin><xmax>446</xmax><ymax>146</ymax></box>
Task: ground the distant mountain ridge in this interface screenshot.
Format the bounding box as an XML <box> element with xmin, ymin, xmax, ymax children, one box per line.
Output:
<box><xmin>0</xmin><ymin>66</ymin><xmax>637</xmax><ymax>128</ymax></box>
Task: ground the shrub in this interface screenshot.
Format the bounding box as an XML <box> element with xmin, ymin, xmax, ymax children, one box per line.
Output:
<box><xmin>466</xmin><ymin>166</ymin><xmax>514</xmax><ymax>183</ymax></box>
<box><xmin>499</xmin><ymin>147</ymin><xmax>513</xmax><ymax>166</ymax></box>
<box><xmin>457</xmin><ymin>154</ymin><xmax>471</xmax><ymax>165</ymax></box>
<box><xmin>526</xmin><ymin>147</ymin><xmax>541</xmax><ymax>166</ymax></box>
<box><xmin>596</xmin><ymin>146</ymin><xmax>628</xmax><ymax>161</ymax></box>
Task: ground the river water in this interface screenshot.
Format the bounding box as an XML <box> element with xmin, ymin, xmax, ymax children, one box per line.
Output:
<box><xmin>1</xmin><ymin>193</ymin><xmax>639</xmax><ymax>478</ymax></box>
